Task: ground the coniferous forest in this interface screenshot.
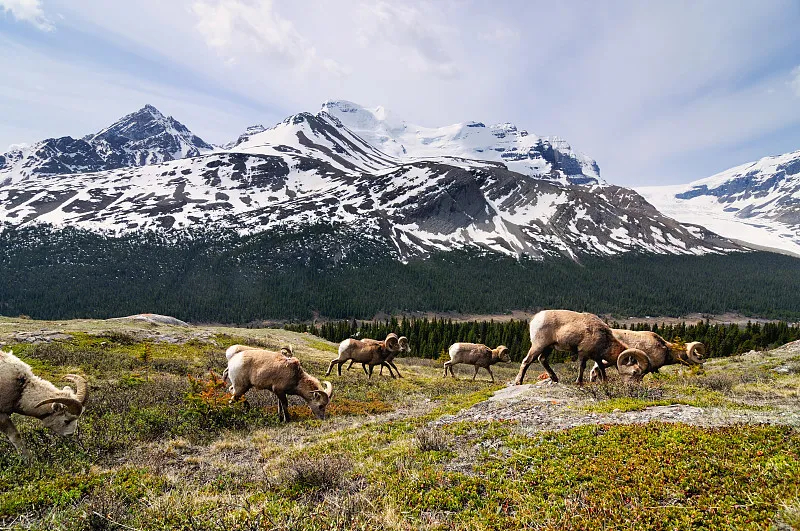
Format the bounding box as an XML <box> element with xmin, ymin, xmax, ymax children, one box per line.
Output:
<box><xmin>285</xmin><ymin>317</ymin><xmax>800</xmax><ymax>362</ymax></box>
<box><xmin>1</xmin><ymin>224</ymin><xmax>799</xmax><ymax>322</ymax></box>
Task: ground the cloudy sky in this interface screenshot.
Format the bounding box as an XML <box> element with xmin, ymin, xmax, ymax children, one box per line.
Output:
<box><xmin>1</xmin><ymin>0</ymin><xmax>799</xmax><ymax>186</ymax></box>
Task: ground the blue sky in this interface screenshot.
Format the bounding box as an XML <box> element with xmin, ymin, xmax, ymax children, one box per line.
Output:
<box><xmin>1</xmin><ymin>0</ymin><xmax>799</xmax><ymax>186</ymax></box>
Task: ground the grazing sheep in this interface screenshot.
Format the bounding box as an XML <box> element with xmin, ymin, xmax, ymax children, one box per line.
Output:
<box><xmin>513</xmin><ymin>310</ymin><xmax>650</xmax><ymax>385</ymax></box>
<box><xmin>225</xmin><ymin>346</ymin><xmax>333</xmax><ymax>421</ymax></box>
<box><xmin>0</xmin><ymin>349</ymin><xmax>88</xmax><ymax>456</ymax></box>
<box><xmin>327</xmin><ymin>334</ymin><xmax>401</xmax><ymax>379</ymax></box>
<box><xmin>443</xmin><ymin>343</ymin><xmax>511</xmax><ymax>382</ymax></box>
<box><xmin>346</xmin><ymin>335</ymin><xmax>410</xmax><ymax>378</ymax></box>
<box><xmin>589</xmin><ymin>331</ymin><xmax>706</xmax><ymax>381</ymax></box>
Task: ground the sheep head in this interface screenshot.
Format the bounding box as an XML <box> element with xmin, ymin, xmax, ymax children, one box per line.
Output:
<box><xmin>616</xmin><ymin>349</ymin><xmax>650</xmax><ymax>382</ymax></box>
<box><xmin>309</xmin><ymin>381</ymin><xmax>333</xmax><ymax>419</ymax></box>
<box><xmin>35</xmin><ymin>374</ymin><xmax>88</xmax><ymax>436</ymax></box>
<box><xmin>398</xmin><ymin>336</ymin><xmax>410</xmax><ymax>353</ymax></box>
<box><xmin>493</xmin><ymin>346</ymin><xmax>511</xmax><ymax>363</ymax></box>
<box><xmin>385</xmin><ymin>333</ymin><xmax>401</xmax><ymax>353</ymax></box>
<box><xmin>679</xmin><ymin>342</ymin><xmax>705</xmax><ymax>366</ymax></box>
<box><xmin>281</xmin><ymin>345</ymin><xmax>294</xmax><ymax>357</ymax></box>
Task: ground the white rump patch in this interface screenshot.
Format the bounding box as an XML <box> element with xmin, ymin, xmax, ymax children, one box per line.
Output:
<box><xmin>529</xmin><ymin>312</ymin><xmax>547</xmax><ymax>341</ymax></box>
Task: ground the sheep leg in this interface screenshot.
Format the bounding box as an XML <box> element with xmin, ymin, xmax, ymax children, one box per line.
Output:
<box><xmin>380</xmin><ymin>363</ymin><xmax>398</xmax><ymax>378</ymax></box>
<box><xmin>230</xmin><ymin>384</ymin><xmax>251</xmax><ymax>406</ymax></box>
<box><xmin>346</xmin><ymin>359</ymin><xmax>356</xmax><ymax>371</ymax></box>
<box><xmin>276</xmin><ymin>393</ymin><xmax>290</xmax><ymax>422</ymax></box>
<box><xmin>516</xmin><ymin>345</ymin><xmax>556</xmax><ymax>384</ymax></box>
<box><xmin>389</xmin><ymin>360</ymin><xmax>403</xmax><ymax>378</ymax></box>
<box><xmin>326</xmin><ymin>359</ymin><xmax>339</xmax><ymax>376</ymax></box>
<box><xmin>381</xmin><ymin>362</ymin><xmax>397</xmax><ymax>379</ymax></box>
<box><xmin>472</xmin><ymin>365</ymin><xmax>479</xmax><ymax>380</ymax></box>
<box><xmin>514</xmin><ymin>346</ymin><xmax>537</xmax><ymax>385</ymax></box>
<box><xmin>367</xmin><ymin>364</ymin><xmax>374</xmax><ymax>379</ymax></box>
<box><xmin>576</xmin><ymin>355</ymin><xmax>588</xmax><ymax>386</ymax></box>
<box><xmin>0</xmin><ymin>414</ymin><xmax>28</xmax><ymax>457</ymax></box>
<box><xmin>596</xmin><ymin>362</ymin><xmax>609</xmax><ymax>382</ymax></box>
<box><xmin>486</xmin><ymin>366</ymin><xmax>495</xmax><ymax>383</ymax></box>
<box><xmin>443</xmin><ymin>361</ymin><xmax>451</xmax><ymax>378</ymax></box>
<box><xmin>538</xmin><ymin>347</ymin><xmax>559</xmax><ymax>383</ymax></box>
<box><xmin>361</xmin><ymin>363</ymin><xmax>369</xmax><ymax>376</ymax></box>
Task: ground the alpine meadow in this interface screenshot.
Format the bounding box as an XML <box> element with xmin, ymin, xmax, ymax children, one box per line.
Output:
<box><xmin>2</xmin><ymin>2</ymin><xmax>800</xmax><ymax>530</ymax></box>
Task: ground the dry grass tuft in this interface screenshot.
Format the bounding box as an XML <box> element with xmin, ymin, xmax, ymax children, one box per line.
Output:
<box><xmin>415</xmin><ymin>427</ymin><xmax>452</xmax><ymax>452</ymax></box>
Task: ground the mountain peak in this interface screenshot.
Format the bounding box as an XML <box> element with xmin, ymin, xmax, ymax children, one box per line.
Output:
<box><xmin>315</xmin><ymin>99</ymin><xmax>600</xmax><ymax>184</ymax></box>
<box><xmin>139</xmin><ymin>104</ymin><xmax>165</xmax><ymax>118</ymax></box>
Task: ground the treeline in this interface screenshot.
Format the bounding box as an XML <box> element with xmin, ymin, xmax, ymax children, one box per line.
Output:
<box><xmin>2</xmin><ymin>224</ymin><xmax>800</xmax><ymax>322</ymax></box>
<box><xmin>285</xmin><ymin>317</ymin><xmax>800</xmax><ymax>361</ymax></box>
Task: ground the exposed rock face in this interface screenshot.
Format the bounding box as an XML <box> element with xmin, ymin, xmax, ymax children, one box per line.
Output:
<box><xmin>0</xmin><ymin>101</ymin><xmax>739</xmax><ymax>261</ymax></box>
<box><xmin>0</xmin><ymin>105</ymin><xmax>213</xmax><ymax>183</ymax></box>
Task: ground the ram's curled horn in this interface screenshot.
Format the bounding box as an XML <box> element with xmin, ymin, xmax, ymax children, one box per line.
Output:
<box><xmin>686</xmin><ymin>342</ymin><xmax>706</xmax><ymax>362</ymax></box>
<box><xmin>63</xmin><ymin>374</ymin><xmax>88</xmax><ymax>404</ymax></box>
<box><xmin>34</xmin><ymin>397</ymin><xmax>84</xmax><ymax>415</ymax></box>
<box><xmin>385</xmin><ymin>333</ymin><xmax>400</xmax><ymax>350</ymax></box>
<box><xmin>280</xmin><ymin>345</ymin><xmax>294</xmax><ymax>357</ymax></box>
<box><xmin>616</xmin><ymin>348</ymin><xmax>650</xmax><ymax>381</ymax></box>
<box><xmin>322</xmin><ymin>380</ymin><xmax>333</xmax><ymax>398</ymax></box>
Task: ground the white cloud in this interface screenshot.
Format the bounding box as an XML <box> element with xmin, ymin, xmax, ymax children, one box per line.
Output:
<box><xmin>2</xmin><ymin>0</ymin><xmax>800</xmax><ymax>186</ymax></box>
<box><xmin>190</xmin><ymin>0</ymin><xmax>346</xmax><ymax>75</ymax></box>
<box><xmin>357</xmin><ymin>1</ymin><xmax>460</xmax><ymax>79</ymax></box>
<box><xmin>790</xmin><ymin>65</ymin><xmax>800</xmax><ymax>97</ymax></box>
<box><xmin>0</xmin><ymin>0</ymin><xmax>53</xmax><ymax>31</ymax></box>
<box><xmin>479</xmin><ymin>24</ymin><xmax>520</xmax><ymax>44</ymax></box>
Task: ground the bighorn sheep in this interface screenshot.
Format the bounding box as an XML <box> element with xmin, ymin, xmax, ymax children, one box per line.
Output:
<box><xmin>0</xmin><ymin>349</ymin><xmax>88</xmax><ymax>456</ymax></box>
<box><xmin>225</xmin><ymin>345</ymin><xmax>333</xmax><ymax>421</ymax></box>
<box><xmin>513</xmin><ymin>310</ymin><xmax>650</xmax><ymax>385</ymax></box>
<box><xmin>327</xmin><ymin>333</ymin><xmax>402</xmax><ymax>379</ymax></box>
<box><xmin>443</xmin><ymin>343</ymin><xmax>511</xmax><ymax>382</ymax></box>
<box><xmin>345</xmin><ymin>335</ymin><xmax>410</xmax><ymax>378</ymax></box>
<box><xmin>589</xmin><ymin>330</ymin><xmax>706</xmax><ymax>381</ymax></box>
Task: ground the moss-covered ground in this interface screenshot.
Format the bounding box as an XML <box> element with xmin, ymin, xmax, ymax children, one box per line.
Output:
<box><xmin>0</xmin><ymin>317</ymin><xmax>798</xmax><ymax>530</ymax></box>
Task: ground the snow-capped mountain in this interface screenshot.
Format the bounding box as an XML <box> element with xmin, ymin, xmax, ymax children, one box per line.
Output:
<box><xmin>0</xmin><ymin>103</ymin><xmax>737</xmax><ymax>261</ymax></box>
<box><xmin>320</xmin><ymin>100</ymin><xmax>602</xmax><ymax>185</ymax></box>
<box><xmin>0</xmin><ymin>105</ymin><xmax>213</xmax><ymax>184</ymax></box>
<box><xmin>638</xmin><ymin>149</ymin><xmax>800</xmax><ymax>256</ymax></box>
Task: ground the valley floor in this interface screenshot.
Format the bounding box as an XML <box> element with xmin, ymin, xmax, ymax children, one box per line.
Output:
<box><xmin>1</xmin><ymin>317</ymin><xmax>799</xmax><ymax>530</ymax></box>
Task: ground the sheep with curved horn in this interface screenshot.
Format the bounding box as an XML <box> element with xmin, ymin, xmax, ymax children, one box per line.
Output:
<box><xmin>327</xmin><ymin>333</ymin><xmax>402</xmax><ymax>379</ymax></box>
<box><xmin>345</xmin><ymin>335</ymin><xmax>410</xmax><ymax>378</ymax></box>
<box><xmin>589</xmin><ymin>331</ymin><xmax>705</xmax><ymax>381</ymax></box>
<box><xmin>513</xmin><ymin>310</ymin><xmax>650</xmax><ymax>385</ymax></box>
<box><xmin>0</xmin><ymin>350</ymin><xmax>88</xmax><ymax>456</ymax></box>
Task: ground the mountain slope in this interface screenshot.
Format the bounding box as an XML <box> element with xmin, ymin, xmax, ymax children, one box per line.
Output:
<box><xmin>0</xmin><ymin>110</ymin><xmax>735</xmax><ymax>260</ymax></box>
<box><xmin>320</xmin><ymin>100</ymin><xmax>602</xmax><ymax>185</ymax></box>
<box><xmin>638</xmin><ymin>149</ymin><xmax>800</xmax><ymax>256</ymax></box>
<box><xmin>0</xmin><ymin>105</ymin><xmax>213</xmax><ymax>184</ymax></box>
<box><xmin>0</xmin><ymin>101</ymin><xmax>741</xmax><ymax>261</ymax></box>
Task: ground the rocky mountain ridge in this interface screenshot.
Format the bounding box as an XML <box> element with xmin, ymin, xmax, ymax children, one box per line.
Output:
<box><xmin>0</xmin><ymin>102</ymin><xmax>739</xmax><ymax>261</ymax></box>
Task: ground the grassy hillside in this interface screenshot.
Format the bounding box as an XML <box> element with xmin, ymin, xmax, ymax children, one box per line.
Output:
<box><xmin>0</xmin><ymin>317</ymin><xmax>799</xmax><ymax>530</ymax></box>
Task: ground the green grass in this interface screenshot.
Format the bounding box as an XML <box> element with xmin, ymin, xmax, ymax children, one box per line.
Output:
<box><xmin>583</xmin><ymin>397</ymin><xmax>678</xmax><ymax>413</ymax></box>
<box><xmin>0</xmin><ymin>319</ymin><xmax>798</xmax><ymax>529</ymax></box>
